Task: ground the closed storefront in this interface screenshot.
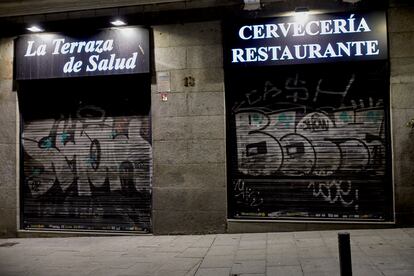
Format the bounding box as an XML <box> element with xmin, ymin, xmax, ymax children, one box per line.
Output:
<box><xmin>16</xmin><ymin>28</ymin><xmax>153</xmax><ymax>232</ymax></box>
<box><xmin>0</xmin><ymin>0</ymin><xmax>413</xmax><ymax>237</ymax></box>
<box><xmin>224</xmin><ymin>11</ymin><xmax>394</xmax><ymax>222</ymax></box>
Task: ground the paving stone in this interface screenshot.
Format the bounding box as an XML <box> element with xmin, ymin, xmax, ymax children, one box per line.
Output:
<box><xmin>351</xmin><ymin>235</ymin><xmax>385</xmax><ymax>245</ymax></box>
<box><xmin>300</xmin><ymin>258</ymin><xmax>339</xmax><ymax>274</ymax></box>
<box><xmin>369</xmin><ymin>255</ymin><xmax>414</xmax><ymax>271</ymax></box>
<box><xmin>266</xmin><ymin>265</ymin><xmax>303</xmax><ymax>276</ymax></box>
<box><xmin>235</xmin><ymin>249</ymin><xmax>266</xmax><ymax>261</ymax></box>
<box><xmin>231</xmin><ymin>260</ymin><xmax>266</xmax><ymax>274</ymax></box>
<box><xmin>190</xmin><ymin>236</ymin><xmax>216</xmax><ymax>248</ymax></box>
<box><xmin>240</xmin><ymin>233</ymin><xmax>267</xmax><ymax>240</ymax></box>
<box><xmin>295</xmin><ymin>238</ymin><xmax>325</xmax><ymax>248</ymax></box>
<box><xmin>206</xmin><ymin>245</ymin><xmax>237</xmax><ymax>256</ymax></box>
<box><xmin>298</xmin><ymin>246</ymin><xmax>334</xmax><ymax>259</ymax></box>
<box><xmin>267</xmin><ymin>254</ymin><xmax>301</xmax><ymax>266</ymax></box>
<box><xmin>160</xmin><ymin>258</ymin><xmax>201</xmax><ymax>271</ymax></box>
<box><xmin>382</xmin><ymin>270</ymin><xmax>414</xmax><ymax>276</ymax></box>
<box><xmin>154</xmin><ymin>270</ymin><xmax>189</xmax><ymax>276</ymax></box>
<box><xmin>0</xmin><ymin>228</ymin><xmax>413</xmax><ymax>276</ymax></box>
<box><xmin>124</xmin><ymin>262</ymin><xmax>161</xmax><ymax>274</ymax></box>
<box><xmin>352</xmin><ymin>264</ymin><xmax>384</xmax><ymax>276</ymax></box>
<box><xmin>87</xmin><ymin>267</ymin><xmax>131</xmax><ymax>276</ymax></box>
<box><xmin>195</xmin><ymin>267</ymin><xmax>231</xmax><ymax>276</ymax></box>
<box><xmin>359</xmin><ymin>244</ymin><xmax>400</xmax><ymax>256</ymax></box>
<box><xmin>213</xmin><ymin>235</ymin><xmax>240</xmax><ymax>246</ymax></box>
<box><xmin>239</xmin><ymin>239</ymin><xmax>266</xmax><ymax>250</ymax></box>
<box><xmin>200</xmin><ymin>256</ymin><xmax>234</xmax><ymax>268</ymax></box>
<box><xmin>178</xmin><ymin>247</ymin><xmax>209</xmax><ymax>258</ymax></box>
<box><xmin>294</xmin><ymin>231</ymin><xmax>322</xmax><ymax>239</ymax></box>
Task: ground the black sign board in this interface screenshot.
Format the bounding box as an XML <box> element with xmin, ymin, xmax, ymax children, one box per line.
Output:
<box><xmin>224</xmin><ymin>11</ymin><xmax>387</xmax><ymax>67</ymax></box>
<box><xmin>15</xmin><ymin>27</ymin><xmax>149</xmax><ymax>80</ymax></box>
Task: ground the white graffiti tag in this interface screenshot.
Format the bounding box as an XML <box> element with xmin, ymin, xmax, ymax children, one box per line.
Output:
<box><xmin>308</xmin><ymin>180</ymin><xmax>358</xmax><ymax>208</ymax></box>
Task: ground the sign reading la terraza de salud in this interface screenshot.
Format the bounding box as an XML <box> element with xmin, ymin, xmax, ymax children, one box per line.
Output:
<box><xmin>225</xmin><ymin>11</ymin><xmax>387</xmax><ymax>67</ymax></box>
<box><xmin>15</xmin><ymin>27</ymin><xmax>149</xmax><ymax>80</ymax></box>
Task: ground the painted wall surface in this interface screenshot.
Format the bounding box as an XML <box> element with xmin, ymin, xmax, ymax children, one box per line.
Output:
<box><xmin>0</xmin><ymin>37</ymin><xmax>18</xmax><ymax>237</ymax></box>
<box><xmin>152</xmin><ymin>21</ymin><xmax>227</xmax><ymax>234</ymax></box>
<box><xmin>389</xmin><ymin>5</ymin><xmax>414</xmax><ymax>225</ymax></box>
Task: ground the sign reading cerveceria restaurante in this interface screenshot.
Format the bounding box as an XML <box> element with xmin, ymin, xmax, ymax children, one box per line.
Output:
<box><xmin>15</xmin><ymin>27</ymin><xmax>149</xmax><ymax>80</ymax></box>
<box><xmin>224</xmin><ymin>11</ymin><xmax>387</xmax><ymax>67</ymax></box>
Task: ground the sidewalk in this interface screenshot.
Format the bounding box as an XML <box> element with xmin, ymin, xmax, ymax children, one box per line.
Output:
<box><xmin>0</xmin><ymin>228</ymin><xmax>413</xmax><ymax>276</ymax></box>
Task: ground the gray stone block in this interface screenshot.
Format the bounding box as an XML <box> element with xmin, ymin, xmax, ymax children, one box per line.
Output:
<box><xmin>0</xmin><ymin>38</ymin><xmax>13</xmax><ymax>61</ymax></box>
<box><xmin>395</xmin><ymin>186</ymin><xmax>414</xmax><ymax>214</ymax></box>
<box><xmin>153</xmin><ymin>116</ymin><xmax>190</xmax><ymax>141</ymax></box>
<box><xmin>388</xmin><ymin>7</ymin><xmax>414</xmax><ymax>33</ymax></box>
<box><xmin>188</xmin><ymin>92</ymin><xmax>224</xmax><ymax>116</ymax></box>
<box><xmin>153</xmin><ymin>163</ymin><xmax>226</xmax><ymax>189</ymax></box>
<box><xmin>0</xmin><ymin>208</ymin><xmax>17</xmax><ymax>237</ymax></box>
<box><xmin>0</xmin><ymin>189</ymin><xmax>17</xmax><ymax>209</ymax></box>
<box><xmin>0</xmin><ymin>97</ymin><xmax>17</xmax><ymax>124</ymax></box>
<box><xmin>153</xmin><ymin>210</ymin><xmax>226</xmax><ymax>234</ymax></box>
<box><xmin>391</xmin><ymin>83</ymin><xmax>414</xmax><ymax>108</ymax></box>
<box><xmin>188</xmin><ymin>116</ymin><xmax>225</xmax><ymax>139</ymax></box>
<box><xmin>170</xmin><ymin>68</ymin><xmax>224</xmax><ymax>93</ymax></box>
<box><xmin>153</xmin><ymin>140</ymin><xmax>188</xmax><ymax>165</ymax></box>
<box><xmin>152</xmin><ymin>187</ymin><xmax>226</xmax><ymax>212</ymax></box>
<box><xmin>154</xmin><ymin>47</ymin><xmax>186</xmax><ymax>71</ymax></box>
<box><xmin>393</xmin><ymin>157</ymin><xmax>414</xmax><ymax>188</ymax></box>
<box><xmin>152</xmin><ymin>91</ymin><xmax>188</xmax><ymax>117</ymax></box>
<box><xmin>0</xmin><ymin>38</ymin><xmax>13</xmax><ymax>80</ymax></box>
<box><xmin>0</xmin><ymin>57</ymin><xmax>13</xmax><ymax>80</ymax></box>
<box><xmin>153</xmin><ymin>21</ymin><xmax>221</xmax><ymax>48</ymax></box>
<box><xmin>391</xmin><ymin>108</ymin><xmax>414</xmax><ymax>157</ymax></box>
<box><xmin>187</xmin><ymin>139</ymin><xmax>225</xmax><ymax>164</ymax></box>
<box><xmin>0</xmin><ymin>121</ymin><xmax>17</xmax><ymax>144</ymax></box>
<box><xmin>391</xmin><ymin>57</ymin><xmax>414</xmax><ymax>83</ymax></box>
<box><xmin>389</xmin><ymin>32</ymin><xmax>414</xmax><ymax>58</ymax></box>
<box><xmin>0</xmin><ymin>143</ymin><xmax>16</xmax><ymax>184</ymax></box>
<box><xmin>152</xmin><ymin>25</ymin><xmax>170</xmax><ymax>49</ymax></box>
<box><xmin>187</xmin><ymin>45</ymin><xmax>223</xmax><ymax>69</ymax></box>
<box><xmin>0</xmin><ymin>79</ymin><xmax>13</xmax><ymax>93</ymax></box>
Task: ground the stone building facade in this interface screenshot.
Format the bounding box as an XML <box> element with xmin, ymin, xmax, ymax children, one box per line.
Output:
<box><xmin>0</xmin><ymin>0</ymin><xmax>413</xmax><ymax>237</ymax></box>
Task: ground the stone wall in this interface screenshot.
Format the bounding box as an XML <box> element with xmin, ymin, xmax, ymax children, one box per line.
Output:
<box><xmin>151</xmin><ymin>21</ymin><xmax>227</xmax><ymax>234</ymax></box>
<box><xmin>389</xmin><ymin>4</ymin><xmax>414</xmax><ymax>225</ymax></box>
<box><xmin>0</xmin><ymin>37</ymin><xmax>18</xmax><ymax>237</ymax></box>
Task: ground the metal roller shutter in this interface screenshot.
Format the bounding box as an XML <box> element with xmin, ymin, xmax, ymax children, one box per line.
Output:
<box><xmin>226</xmin><ymin>61</ymin><xmax>393</xmax><ymax>221</ymax></box>
<box><xmin>20</xmin><ymin>76</ymin><xmax>152</xmax><ymax>233</ymax></box>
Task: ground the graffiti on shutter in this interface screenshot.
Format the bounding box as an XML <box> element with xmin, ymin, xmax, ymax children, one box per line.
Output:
<box><xmin>22</xmin><ymin>103</ymin><xmax>152</xmax><ymax>232</ymax></box>
<box><xmin>227</xmin><ymin>62</ymin><xmax>392</xmax><ymax>221</ymax></box>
